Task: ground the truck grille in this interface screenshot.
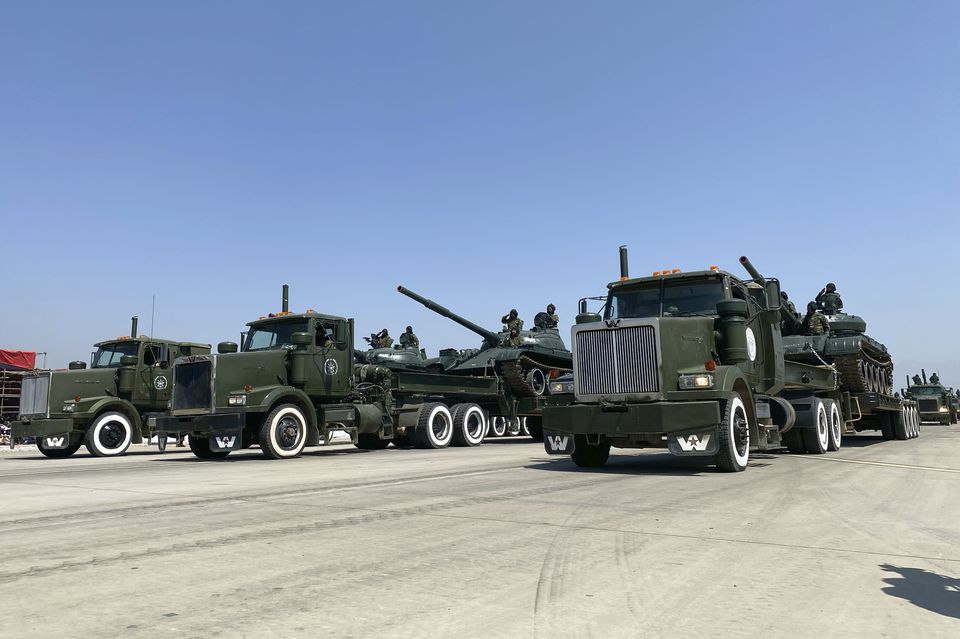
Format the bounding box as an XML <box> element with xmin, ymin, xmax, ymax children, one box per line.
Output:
<box><xmin>19</xmin><ymin>374</ymin><xmax>50</xmax><ymax>417</ymax></box>
<box><xmin>917</xmin><ymin>399</ymin><xmax>939</xmax><ymax>413</ymax></box>
<box><xmin>575</xmin><ymin>326</ymin><xmax>659</xmax><ymax>395</ymax></box>
<box><xmin>172</xmin><ymin>359</ymin><xmax>213</xmax><ymax>412</ymax></box>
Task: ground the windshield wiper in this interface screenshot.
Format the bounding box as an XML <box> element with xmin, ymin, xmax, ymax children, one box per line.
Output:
<box><xmin>667</xmin><ymin>311</ymin><xmax>716</xmax><ymax>318</ymax></box>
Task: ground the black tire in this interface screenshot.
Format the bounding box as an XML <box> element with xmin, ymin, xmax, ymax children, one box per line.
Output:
<box><xmin>488</xmin><ymin>416</ymin><xmax>507</xmax><ymax>437</ymax></box>
<box><xmin>526</xmin><ymin>368</ymin><xmax>547</xmax><ymax>396</ymax></box>
<box><xmin>258</xmin><ymin>404</ymin><xmax>309</xmax><ymax>459</ymax></box>
<box><xmin>826</xmin><ymin>399</ymin><xmax>843</xmax><ymax>452</ymax></box>
<box><xmin>84</xmin><ymin>411</ymin><xmax>134</xmax><ymax>457</ymax></box>
<box><xmin>782</xmin><ymin>428</ymin><xmax>806</xmax><ymax>453</ymax></box>
<box><xmin>570</xmin><ymin>434</ymin><xmax>610</xmax><ymax>468</ymax></box>
<box><xmin>880</xmin><ymin>413</ymin><xmax>894</xmax><ymax>440</ymax></box>
<box><xmin>37</xmin><ymin>440</ymin><xmax>82</xmax><ymax>458</ymax></box>
<box><xmin>355</xmin><ymin>433</ymin><xmax>390</xmax><ymax>449</ymax></box>
<box><xmin>451</xmin><ymin>403</ymin><xmax>486</xmax><ymax>447</ymax></box>
<box><xmin>893</xmin><ymin>407</ymin><xmax>909</xmax><ymax>440</ymax></box>
<box><xmin>188</xmin><ymin>434</ymin><xmax>231</xmax><ymax>459</ymax></box>
<box><xmin>802</xmin><ymin>399</ymin><xmax>829</xmax><ymax>455</ymax></box>
<box><xmin>392</xmin><ymin>434</ymin><xmax>411</xmax><ymax>448</ymax></box>
<box><xmin>526</xmin><ymin>416</ymin><xmax>544</xmax><ymax>442</ymax></box>
<box><xmin>715</xmin><ymin>392</ymin><xmax>751</xmax><ymax>472</ymax></box>
<box><xmin>411</xmin><ymin>403</ymin><xmax>453</xmax><ymax>449</ymax></box>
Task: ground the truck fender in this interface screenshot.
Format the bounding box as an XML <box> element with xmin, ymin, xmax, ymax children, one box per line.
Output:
<box><xmin>84</xmin><ymin>398</ymin><xmax>144</xmax><ymax>443</ymax></box>
<box><xmin>260</xmin><ymin>387</ymin><xmax>320</xmax><ymax>445</ymax></box>
<box><xmin>710</xmin><ymin>367</ymin><xmax>757</xmax><ymax>440</ymax></box>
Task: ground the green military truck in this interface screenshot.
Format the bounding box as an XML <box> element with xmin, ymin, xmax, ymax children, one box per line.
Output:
<box><xmin>542</xmin><ymin>249</ymin><xmax>918</xmax><ymax>472</ymax></box>
<box><xmin>905</xmin><ymin>371</ymin><xmax>958</xmax><ymax>424</ymax></box>
<box><xmin>11</xmin><ymin>318</ymin><xmax>210</xmax><ymax>458</ymax></box>
<box><xmin>154</xmin><ymin>289</ymin><xmax>561</xmax><ymax>460</ymax></box>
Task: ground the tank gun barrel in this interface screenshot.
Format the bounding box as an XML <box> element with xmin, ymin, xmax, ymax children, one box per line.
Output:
<box><xmin>739</xmin><ymin>256</ymin><xmax>802</xmax><ymax>332</ymax></box>
<box><xmin>397</xmin><ymin>286</ymin><xmax>500</xmax><ymax>344</ymax></box>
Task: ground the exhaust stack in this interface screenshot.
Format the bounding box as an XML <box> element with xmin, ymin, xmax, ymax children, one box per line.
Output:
<box><xmin>131</xmin><ymin>316</ymin><xmax>138</xmax><ymax>337</ymax></box>
<box><xmin>619</xmin><ymin>245</ymin><xmax>629</xmax><ymax>280</ymax></box>
<box><xmin>282</xmin><ymin>284</ymin><xmax>289</xmax><ymax>313</ymax></box>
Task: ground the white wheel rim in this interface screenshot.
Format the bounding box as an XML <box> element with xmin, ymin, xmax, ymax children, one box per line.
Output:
<box><xmin>92</xmin><ymin>413</ymin><xmax>132</xmax><ymax>455</ymax></box>
<box><xmin>427</xmin><ymin>405</ymin><xmax>453</xmax><ymax>446</ymax></box>
<box><xmin>830</xmin><ymin>403</ymin><xmax>842</xmax><ymax>449</ymax></box>
<box><xmin>816</xmin><ymin>402</ymin><xmax>829</xmax><ymax>451</ymax></box>
<box><xmin>492</xmin><ymin>416</ymin><xmax>506</xmax><ymax>437</ymax></box>
<box><xmin>269</xmin><ymin>407</ymin><xmax>306</xmax><ymax>457</ymax></box>
<box><xmin>729</xmin><ymin>396</ymin><xmax>749</xmax><ymax>467</ymax></box>
<box><xmin>462</xmin><ymin>406</ymin><xmax>485</xmax><ymax>445</ymax></box>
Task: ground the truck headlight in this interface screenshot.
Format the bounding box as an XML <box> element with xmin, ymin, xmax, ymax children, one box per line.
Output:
<box><xmin>939</xmin><ymin>407</ymin><xmax>949</xmax><ymax>413</ymax></box>
<box><xmin>550</xmin><ymin>380</ymin><xmax>574</xmax><ymax>394</ymax></box>
<box><xmin>678</xmin><ymin>374</ymin><xmax>714</xmax><ymax>390</ymax></box>
<box><xmin>228</xmin><ymin>394</ymin><xmax>247</xmax><ymax>406</ymax></box>
<box><xmin>62</xmin><ymin>402</ymin><xmax>76</xmax><ymax>413</ymax></box>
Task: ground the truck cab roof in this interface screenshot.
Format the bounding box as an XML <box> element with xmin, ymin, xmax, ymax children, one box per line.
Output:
<box><xmin>245</xmin><ymin>310</ymin><xmax>348</xmax><ymax>329</ymax></box>
<box><xmin>92</xmin><ymin>336</ymin><xmax>210</xmax><ymax>349</ymax></box>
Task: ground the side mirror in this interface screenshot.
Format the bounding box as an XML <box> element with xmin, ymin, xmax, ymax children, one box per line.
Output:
<box><xmin>120</xmin><ymin>355</ymin><xmax>138</xmax><ymax>366</ymax></box>
<box><xmin>218</xmin><ymin>341</ymin><xmax>238</xmax><ymax>354</ymax></box>
<box><xmin>765</xmin><ymin>279</ymin><xmax>782</xmax><ymax>311</ymax></box>
<box><xmin>158</xmin><ymin>343</ymin><xmax>170</xmax><ymax>368</ymax></box>
<box><xmin>68</xmin><ymin>361</ymin><xmax>87</xmax><ymax>370</ymax></box>
<box><xmin>291</xmin><ymin>332</ymin><xmax>312</xmax><ymax>347</ymax></box>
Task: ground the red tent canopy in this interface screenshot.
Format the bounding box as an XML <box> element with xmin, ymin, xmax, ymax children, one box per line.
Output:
<box><xmin>0</xmin><ymin>349</ymin><xmax>36</xmax><ymax>370</ymax></box>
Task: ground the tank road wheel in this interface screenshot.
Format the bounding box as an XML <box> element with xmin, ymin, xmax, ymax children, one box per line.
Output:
<box><xmin>715</xmin><ymin>393</ymin><xmax>751</xmax><ymax>472</ymax></box>
<box><xmin>37</xmin><ymin>439</ymin><xmax>82</xmax><ymax>458</ymax></box>
<box><xmin>570</xmin><ymin>434</ymin><xmax>610</xmax><ymax>468</ymax></box>
<box><xmin>84</xmin><ymin>411</ymin><xmax>133</xmax><ymax>457</ymax></box>
<box><xmin>526</xmin><ymin>368</ymin><xmax>547</xmax><ymax>396</ymax></box>
<box><xmin>489</xmin><ymin>416</ymin><xmax>507</xmax><ymax>438</ymax></box>
<box><xmin>526</xmin><ymin>416</ymin><xmax>544</xmax><ymax>442</ymax></box>
<box><xmin>258</xmin><ymin>404</ymin><xmax>308</xmax><ymax>459</ymax></box>
<box><xmin>451</xmin><ymin>403</ymin><xmax>486</xmax><ymax>447</ymax></box>
<box><xmin>826</xmin><ymin>400</ymin><xmax>843</xmax><ymax>452</ymax></box>
<box><xmin>355</xmin><ymin>433</ymin><xmax>390</xmax><ymax>450</ymax></box>
<box><xmin>188</xmin><ymin>434</ymin><xmax>231</xmax><ymax>459</ymax></box>
<box><xmin>412</xmin><ymin>403</ymin><xmax>453</xmax><ymax>449</ymax></box>
<box><xmin>802</xmin><ymin>399</ymin><xmax>830</xmax><ymax>455</ymax></box>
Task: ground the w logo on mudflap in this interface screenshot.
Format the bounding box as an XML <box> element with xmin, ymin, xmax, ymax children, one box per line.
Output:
<box><xmin>543</xmin><ymin>431</ymin><xmax>575</xmax><ymax>455</ymax></box>
<box><xmin>211</xmin><ymin>435</ymin><xmax>238</xmax><ymax>450</ymax></box>
<box><xmin>44</xmin><ymin>436</ymin><xmax>67</xmax><ymax>449</ymax></box>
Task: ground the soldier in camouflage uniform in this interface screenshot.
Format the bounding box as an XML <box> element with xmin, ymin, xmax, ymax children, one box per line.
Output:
<box><xmin>801</xmin><ymin>302</ymin><xmax>830</xmax><ymax>336</ymax></box>
<box><xmin>780</xmin><ymin>291</ymin><xmax>798</xmax><ymax>319</ymax></box>
<box><xmin>507</xmin><ymin>327</ymin><xmax>523</xmax><ymax>347</ymax></box>
<box><xmin>930</xmin><ymin>373</ymin><xmax>940</xmax><ymax>385</ymax></box>
<box><xmin>545</xmin><ymin>304</ymin><xmax>559</xmax><ymax>328</ymax></box>
<box><xmin>399</xmin><ymin>325</ymin><xmax>419</xmax><ymax>349</ymax></box>
<box><xmin>501</xmin><ymin>309</ymin><xmax>524</xmax><ymax>333</ymax></box>
<box><xmin>815</xmin><ymin>283</ymin><xmax>843</xmax><ymax>314</ymax></box>
<box><xmin>374</xmin><ymin>328</ymin><xmax>393</xmax><ymax>348</ymax></box>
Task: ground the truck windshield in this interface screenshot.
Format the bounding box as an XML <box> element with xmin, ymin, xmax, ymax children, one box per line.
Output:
<box><xmin>243</xmin><ymin>321</ymin><xmax>309</xmax><ymax>351</ymax></box>
<box><xmin>92</xmin><ymin>342</ymin><xmax>140</xmax><ymax>368</ymax></box>
<box><xmin>607</xmin><ymin>278</ymin><xmax>726</xmax><ymax>319</ymax></box>
<box><xmin>911</xmin><ymin>387</ymin><xmax>941</xmax><ymax>396</ymax></box>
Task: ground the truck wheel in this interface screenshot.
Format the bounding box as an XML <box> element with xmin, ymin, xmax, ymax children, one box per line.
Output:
<box><xmin>84</xmin><ymin>411</ymin><xmax>133</xmax><ymax>457</ymax></box>
<box><xmin>259</xmin><ymin>404</ymin><xmax>308</xmax><ymax>459</ymax></box>
<box><xmin>880</xmin><ymin>412</ymin><xmax>895</xmax><ymax>440</ymax></box>
<box><xmin>570</xmin><ymin>434</ymin><xmax>610</xmax><ymax>467</ymax></box>
<box><xmin>782</xmin><ymin>428</ymin><xmax>805</xmax><ymax>454</ymax></box>
<box><xmin>37</xmin><ymin>440</ymin><xmax>82</xmax><ymax>458</ymax></box>
<box><xmin>412</xmin><ymin>403</ymin><xmax>453</xmax><ymax>449</ymax></box>
<box><xmin>894</xmin><ymin>406</ymin><xmax>909</xmax><ymax>440</ymax></box>
<box><xmin>526</xmin><ymin>368</ymin><xmax>547</xmax><ymax>396</ymax></box>
<box><xmin>802</xmin><ymin>399</ymin><xmax>829</xmax><ymax>454</ymax></box>
<box><xmin>355</xmin><ymin>433</ymin><xmax>390</xmax><ymax>450</ymax></box>
<box><xmin>187</xmin><ymin>435</ymin><xmax>231</xmax><ymax>459</ymax></box>
<box><xmin>489</xmin><ymin>416</ymin><xmax>507</xmax><ymax>437</ymax></box>
<box><xmin>451</xmin><ymin>403</ymin><xmax>486</xmax><ymax>447</ymax></box>
<box><xmin>911</xmin><ymin>407</ymin><xmax>921</xmax><ymax>438</ymax></box>
<box><xmin>715</xmin><ymin>393</ymin><xmax>750</xmax><ymax>472</ymax></box>
<box><xmin>826</xmin><ymin>400</ymin><xmax>843</xmax><ymax>451</ymax></box>
<box><xmin>526</xmin><ymin>416</ymin><xmax>544</xmax><ymax>442</ymax></box>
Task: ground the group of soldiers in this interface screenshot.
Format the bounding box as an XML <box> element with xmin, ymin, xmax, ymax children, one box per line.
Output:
<box><xmin>781</xmin><ymin>282</ymin><xmax>843</xmax><ymax>336</ymax></box>
<box><xmin>371</xmin><ymin>326</ymin><xmax>420</xmax><ymax>349</ymax></box>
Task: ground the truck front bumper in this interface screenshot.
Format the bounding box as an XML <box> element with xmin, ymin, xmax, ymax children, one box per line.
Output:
<box><xmin>542</xmin><ymin>400</ymin><xmax>721</xmax><ymax>436</ymax></box>
<box><xmin>10</xmin><ymin>418</ymin><xmax>76</xmax><ymax>439</ymax></box>
<box><xmin>154</xmin><ymin>412</ymin><xmax>245</xmax><ymax>435</ymax></box>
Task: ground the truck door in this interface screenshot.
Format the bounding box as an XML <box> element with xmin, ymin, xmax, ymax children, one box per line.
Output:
<box><xmin>135</xmin><ymin>342</ymin><xmax>173</xmax><ymax>409</ymax></box>
<box><xmin>306</xmin><ymin>320</ymin><xmax>351</xmax><ymax>397</ymax></box>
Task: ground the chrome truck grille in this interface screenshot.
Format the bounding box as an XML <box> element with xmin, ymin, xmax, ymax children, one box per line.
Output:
<box><xmin>19</xmin><ymin>374</ymin><xmax>50</xmax><ymax>417</ymax></box>
<box><xmin>574</xmin><ymin>325</ymin><xmax>660</xmax><ymax>396</ymax></box>
<box><xmin>172</xmin><ymin>358</ymin><xmax>213</xmax><ymax>413</ymax></box>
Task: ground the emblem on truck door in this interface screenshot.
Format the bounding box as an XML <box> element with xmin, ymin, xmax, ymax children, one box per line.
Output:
<box><xmin>154</xmin><ymin>376</ymin><xmax>168</xmax><ymax>390</ymax></box>
<box><xmin>324</xmin><ymin>359</ymin><xmax>338</xmax><ymax>375</ymax></box>
<box><xmin>745</xmin><ymin>328</ymin><xmax>757</xmax><ymax>362</ymax></box>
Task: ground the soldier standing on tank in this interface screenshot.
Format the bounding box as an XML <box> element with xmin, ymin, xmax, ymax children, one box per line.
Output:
<box><xmin>801</xmin><ymin>302</ymin><xmax>830</xmax><ymax>335</ymax></box>
<box><xmin>507</xmin><ymin>327</ymin><xmax>523</xmax><ymax>347</ymax></box>
<box><xmin>501</xmin><ymin>309</ymin><xmax>524</xmax><ymax>333</ymax></box>
<box><xmin>374</xmin><ymin>328</ymin><xmax>393</xmax><ymax>348</ymax></box>
<box><xmin>545</xmin><ymin>304</ymin><xmax>559</xmax><ymax>328</ymax></box>
<box><xmin>399</xmin><ymin>326</ymin><xmax>419</xmax><ymax>349</ymax></box>
<box><xmin>816</xmin><ymin>283</ymin><xmax>843</xmax><ymax>314</ymax></box>
<box><xmin>780</xmin><ymin>291</ymin><xmax>798</xmax><ymax>319</ymax></box>
<box><xmin>931</xmin><ymin>373</ymin><xmax>940</xmax><ymax>385</ymax></box>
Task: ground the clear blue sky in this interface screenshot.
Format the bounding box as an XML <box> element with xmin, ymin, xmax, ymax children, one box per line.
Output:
<box><xmin>2</xmin><ymin>1</ymin><xmax>958</xmax><ymax>386</ymax></box>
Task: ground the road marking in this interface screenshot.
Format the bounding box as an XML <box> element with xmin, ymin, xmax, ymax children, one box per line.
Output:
<box><xmin>794</xmin><ymin>456</ymin><xmax>960</xmax><ymax>474</ymax></box>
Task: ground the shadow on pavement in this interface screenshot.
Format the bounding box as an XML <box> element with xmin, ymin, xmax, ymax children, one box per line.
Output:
<box><xmin>880</xmin><ymin>564</ymin><xmax>960</xmax><ymax>620</ymax></box>
<box><xmin>525</xmin><ymin>451</ymin><xmax>777</xmax><ymax>476</ymax></box>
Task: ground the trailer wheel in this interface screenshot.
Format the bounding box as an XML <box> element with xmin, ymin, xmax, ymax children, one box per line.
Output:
<box><xmin>37</xmin><ymin>440</ymin><xmax>82</xmax><ymax>458</ymax></box>
<box><xmin>826</xmin><ymin>400</ymin><xmax>843</xmax><ymax>451</ymax></box>
<box><xmin>451</xmin><ymin>403</ymin><xmax>486</xmax><ymax>447</ymax></box>
<box><xmin>715</xmin><ymin>393</ymin><xmax>750</xmax><ymax>472</ymax></box>
<box><xmin>802</xmin><ymin>399</ymin><xmax>829</xmax><ymax>454</ymax></box>
<box><xmin>188</xmin><ymin>434</ymin><xmax>231</xmax><ymax>459</ymax></box>
<box><xmin>356</xmin><ymin>433</ymin><xmax>390</xmax><ymax>450</ymax></box>
<box><xmin>911</xmin><ymin>406</ymin><xmax>921</xmax><ymax>438</ymax></box>
<box><xmin>880</xmin><ymin>412</ymin><xmax>895</xmax><ymax>440</ymax></box>
<box><xmin>526</xmin><ymin>368</ymin><xmax>547</xmax><ymax>396</ymax></box>
<box><xmin>84</xmin><ymin>411</ymin><xmax>133</xmax><ymax>457</ymax></box>
<box><xmin>258</xmin><ymin>404</ymin><xmax>308</xmax><ymax>459</ymax></box>
<box><xmin>893</xmin><ymin>406</ymin><xmax>909</xmax><ymax>440</ymax></box>
<box><xmin>526</xmin><ymin>416</ymin><xmax>544</xmax><ymax>442</ymax></box>
<box><xmin>412</xmin><ymin>403</ymin><xmax>453</xmax><ymax>449</ymax></box>
<box><xmin>489</xmin><ymin>416</ymin><xmax>507</xmax><ymax>437</ymax></box>
<box><xmin>570</xmin><ymin>434</ymin><xmax>610</xmax><ymax>468</ymax></box>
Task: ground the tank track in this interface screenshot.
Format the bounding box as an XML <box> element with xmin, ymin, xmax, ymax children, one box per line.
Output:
<box><xmin>499</xmin><ymin>356</ymin><xmax>572</xmax><ymax>397</ymax></box>
<box><xmin>834</xmin><ymin>352</ymin><xmax>893</xmax><ymax>395</ymax></box>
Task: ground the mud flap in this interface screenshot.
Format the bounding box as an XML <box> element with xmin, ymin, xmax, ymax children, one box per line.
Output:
<box><xmin>543</xmin><ymin>431</ymin><xmax>575</xmax><ymax>455</ymax></box>
<box><xmin>667</xmin><ymin>430</ymin><xmax>719</xmax><ymax>456</ymax></box>
<box><xmin>209</xmin><ymin>432</ymin><xmax>243</xmax><ymax>452</ymax></box>
<box><xmin>41</xmin><ymin>434</ymin><xmax>72</xmax><ymax>449</ymax></box>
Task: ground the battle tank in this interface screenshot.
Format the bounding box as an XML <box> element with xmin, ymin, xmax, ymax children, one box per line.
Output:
<box><xmin>398</xmin><ymin>286</ymin><xmax>572</xmax><ymax>397</ymax></box>
<box><xmin>740</xmin><ymin>258</ymin><xmax>894</xmax><ymax>395</ymax></box>
<box><xmin>355</xmin><ymin>333</ymin><xmax>431</xmax><ymax>371</ymax></box>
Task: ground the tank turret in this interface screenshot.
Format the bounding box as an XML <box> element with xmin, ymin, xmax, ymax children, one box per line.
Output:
<box><xmin>398</xmin><ymin>286</ymin><xmax>572</xmax><ymax>397</ymax></box>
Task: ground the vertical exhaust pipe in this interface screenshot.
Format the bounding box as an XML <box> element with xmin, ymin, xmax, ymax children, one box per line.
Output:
<box><xmin>619</xmin><ymin>245</ymin><xmax>629</xmax><ymax>280</ymax></box>
<box><xmin>282</xmin><ymin>284</ymin><xmax>289</xmax><ymax>313</ymax></box>
<box><xmin>131</xmin><ymin>316</ymin><xmax>139</xmax><ymax>337</ymax></box>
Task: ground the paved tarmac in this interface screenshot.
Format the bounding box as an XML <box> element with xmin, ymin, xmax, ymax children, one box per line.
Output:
<box><xmin>1</xmin><ymin>427</ymin><xmax>958</xmax><ymax>638</ymax></box>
